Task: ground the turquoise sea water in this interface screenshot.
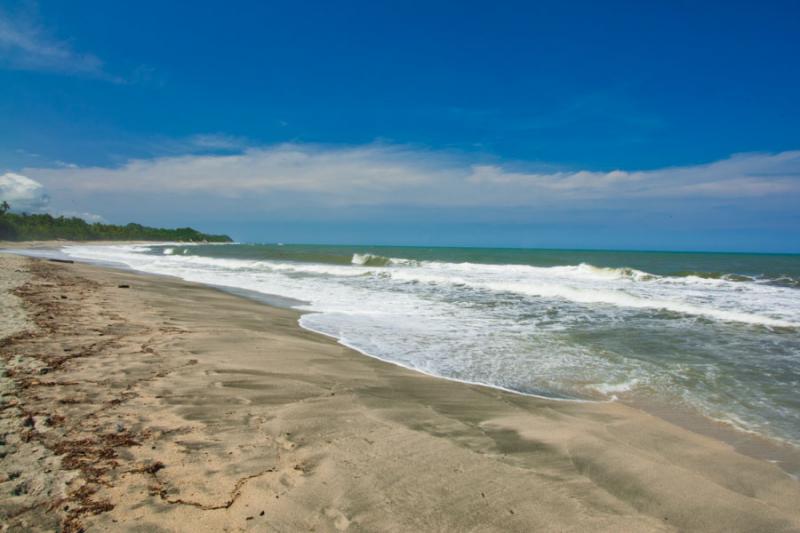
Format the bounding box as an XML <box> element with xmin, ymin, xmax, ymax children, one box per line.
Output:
<box><xmin>63</xmin><ymin>243</ymin><xmax>800</xmax><ymax>446</ymax></box>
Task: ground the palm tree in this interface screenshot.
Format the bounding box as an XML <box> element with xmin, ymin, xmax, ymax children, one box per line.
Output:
<box><xmin>0</xmin><ymin>201</ymin><xmax>9</xmax><ymax>215</ymax></box>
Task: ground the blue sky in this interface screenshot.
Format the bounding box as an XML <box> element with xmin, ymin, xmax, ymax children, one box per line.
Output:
<box><xmin>1</xmin><ymin>0</ymin><xmax>799</xmax><ymax>252</ymax></box>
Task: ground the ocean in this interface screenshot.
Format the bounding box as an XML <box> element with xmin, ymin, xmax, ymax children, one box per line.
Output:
<box><xmin>62</xmin><ymin>243</ymin><xmax>800</xmax><ymax>446</ymax></box>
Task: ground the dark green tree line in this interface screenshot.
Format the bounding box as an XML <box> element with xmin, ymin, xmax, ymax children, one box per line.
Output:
<box><xmin>0</xmin><ymin>206</ymin><xmax>231</xmax><ymax>242</ymax></box>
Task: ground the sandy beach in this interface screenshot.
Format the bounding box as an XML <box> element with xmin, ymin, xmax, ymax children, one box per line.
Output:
<box><xmin>2</xmin><ymin>252</ymin><xmax>800</xmax><ymax>532</ymax></box>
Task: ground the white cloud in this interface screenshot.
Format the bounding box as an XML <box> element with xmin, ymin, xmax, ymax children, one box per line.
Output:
<box><xmin>466</xmin><ymin>166</ymin><xmax>640</xmax><ymax>192</ymax></box>
<box><xmin>0</xmin><ymin>172</ymin><xmax>49</xmax><ymax>211</ymax></box>
<box><xmin>466</xmin><ymin>151</ymin><xmax>800</xmax><ymax>200</ymax></box>
<box><xmin>23</xmin><ymin>144</ymin><xmax>800</xmax><ymax>210</ymax></box>
<box><xmin>0</xmin><ymin>9</ymin><xmax>119</xmax><ymax>81</ymax></box>
<box><xmin>27</xmin><ymin>144</ymin><xmax>451</xmax><ymax>203</ymax></box>
<box><xmin>0</xmin><ymin>173</ymin><xmax>107</xmax><ymax>223</ymax></box>
<box><xmin>57</xmin><ymin>211</ymin><xmax>106</xmax><ymax>223</ymax></box>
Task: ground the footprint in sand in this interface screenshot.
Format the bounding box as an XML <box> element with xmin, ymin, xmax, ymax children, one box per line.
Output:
<box><xmin>323</xmin><ymin>507</ymin><xmax>351</xmax><ymax>531</ymax></box>
<box><xmin>275</xmin><ymin>434</ymin><xmax>295</xmax><ymax>451</ymax></box>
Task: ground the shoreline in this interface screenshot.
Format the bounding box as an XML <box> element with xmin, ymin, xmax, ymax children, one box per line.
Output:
<box><xmin>297</xmin><ymin>314</ymin><xmax>800</xmax><ymax>475</ymax></box>
<box><xmin>2</xmin><ymin>253</ymin><xmax>800</xmax><ymax>531</ymax></box>
<box><xmin>12</xmin><ymin>242</ymin><xmax>800</xmax><ymax>475</ymax></box>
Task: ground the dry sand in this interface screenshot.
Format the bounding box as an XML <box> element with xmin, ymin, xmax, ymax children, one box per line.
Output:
<box><xmin>1</xmin><ymin>253</ymin><xmax>800</xmax><ymax>532</ymax></box>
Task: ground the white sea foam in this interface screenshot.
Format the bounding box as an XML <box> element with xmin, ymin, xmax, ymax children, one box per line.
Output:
<box><xmin>385</xmin><ymin>261</ymin><xmax>798</xmax><ymax>328</ymax></box>
<box><xmin>590</xmin><ymin>379</ymin><xmax>640</xmax><ymax>395</ymax></box>
<box><xmin>60</xmin><ymin>243</ymin><xmax>800</xmax><ymax>444</ymax></box>
<box><xmin>64</xmin><ymin>245</ymin><xmax>800</xmax><ymax>329</ymax></box>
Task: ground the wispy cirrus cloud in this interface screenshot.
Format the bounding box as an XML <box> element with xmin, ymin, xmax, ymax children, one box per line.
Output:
<box><xmin>0</xmin><ymin>7</ymin><xmax>120</xmax><ymax>81</ymax></box>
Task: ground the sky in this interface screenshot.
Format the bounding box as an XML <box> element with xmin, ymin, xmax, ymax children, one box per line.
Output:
<box><xmin>1</xmin><ymin>0</ymin><xmax>799</xmax><ymax>252</ymax></box>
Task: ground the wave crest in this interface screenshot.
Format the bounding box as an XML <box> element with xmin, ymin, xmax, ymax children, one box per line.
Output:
<box><xmin>568</xmin><ymin>263</ymin><xmax>656</xmax><ymax>281</ymax></box>
<box><xmin>351</xmin><ymin>253</ymin><xmax>392</xmax><ymax>266</ymax></box>
<box><xmin>351</xmin><ymin>253</ymin><xmax>418</xmax><ymax>267</ymax></box>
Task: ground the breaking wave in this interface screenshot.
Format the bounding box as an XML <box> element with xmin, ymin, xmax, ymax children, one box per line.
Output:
<box><xmin>351</xmin><ymin>253</ymin><xmax>419</xmax><ymax>267</ymax></box>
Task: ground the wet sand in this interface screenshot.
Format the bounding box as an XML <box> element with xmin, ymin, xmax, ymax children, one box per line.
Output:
<box><xmin>2</xmin><ymin>253</ymin><xmax>800</xmax><ymax>532</ymax></box>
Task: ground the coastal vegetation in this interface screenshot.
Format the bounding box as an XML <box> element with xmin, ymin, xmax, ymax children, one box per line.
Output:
<box><xmin>0</xmin><ymin>205</ymin><xmax>231</xmax><ymax>242</ymax></box>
